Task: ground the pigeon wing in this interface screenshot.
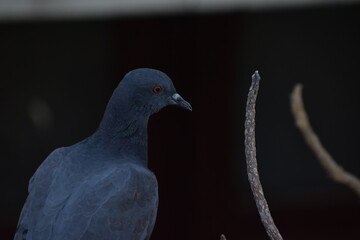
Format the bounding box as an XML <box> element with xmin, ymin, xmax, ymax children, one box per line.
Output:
<box><xmin>14</xmin><ymin>147</ymin><xmax>69</xmax><ymax>240</ymax></box>
<box><xmin>52</xmin><ymin>164</ymin><xmax>159</xmax><ymax>240</ymax></box>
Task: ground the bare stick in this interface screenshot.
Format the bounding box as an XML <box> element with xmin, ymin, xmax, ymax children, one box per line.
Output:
<box><xmin>290</xmin><ymin>84</ymin><xmax>360</xmax><ymax>197</ymax></box>
<box><xmin>244</xmin><ymin>71</ymin><xmax>284</xmax><ymax>240</ymax></box>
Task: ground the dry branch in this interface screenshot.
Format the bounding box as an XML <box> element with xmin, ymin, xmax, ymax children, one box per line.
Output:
<box><xmin>244</xmin><ymin>71</ymin><xmax>284</xmax><ymax>240</ymax></box>
<box><xmin>290</xmin><ymin>83</ymin><xmax>360</xmax><ymax>197</ymax></box>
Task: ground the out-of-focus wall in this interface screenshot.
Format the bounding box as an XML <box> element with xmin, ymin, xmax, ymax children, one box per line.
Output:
<box><xmin>0</xmin><ymin>0</ymin><xmax>358</xmax><ymax>20</ymax></box>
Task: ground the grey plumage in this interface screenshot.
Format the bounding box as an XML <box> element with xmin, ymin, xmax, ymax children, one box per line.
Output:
<box><xmin>14</xmin><ymin>68</ymin><xmax>192</xmax><ymax>240</ymax></box>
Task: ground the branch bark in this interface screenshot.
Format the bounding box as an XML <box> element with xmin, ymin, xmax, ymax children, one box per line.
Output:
<box><xmin>290</xmin><ymin>83</ymin><xmax>360</xmax><ymax>197</ymax></box>
<box><xmin>244</xmin><ymin>71</ymin><xmax>284</xmax><ymax>240</ymax></box>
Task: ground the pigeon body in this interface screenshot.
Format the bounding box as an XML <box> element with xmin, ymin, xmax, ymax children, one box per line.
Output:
<box><xmin>14</xmin><ymin>68</ymin><xmax>191</xmax><ymax>240</ymax></box>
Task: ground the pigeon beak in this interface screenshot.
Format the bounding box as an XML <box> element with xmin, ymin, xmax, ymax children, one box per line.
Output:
<box><xmin>170</xmin><ymin>93</ymin><xmax>192</xmax><ymax>111</ymax></box>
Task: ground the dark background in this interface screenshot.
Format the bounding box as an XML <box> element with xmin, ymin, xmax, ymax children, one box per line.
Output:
<box><xmin>1</xmin><ymin>4</ymin><xmax>360</xmax><ymax>240</ymax></box>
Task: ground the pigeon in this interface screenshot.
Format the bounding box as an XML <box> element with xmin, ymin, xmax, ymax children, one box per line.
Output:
<box><xmin>14</xmin><ymin>68</ymin><xmax>192</xmax><ymax>240</ymax></box>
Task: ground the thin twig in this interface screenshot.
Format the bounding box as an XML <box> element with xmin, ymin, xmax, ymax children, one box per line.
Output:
<box><xmin>290</xmin><ymin>84</ymin><xmax>360</xmax><ymax>197</ymax></box>
<box><xmin>244</xmin><ymin>71</ymin><xmax>284</xmax><ymax>240</ymax></box>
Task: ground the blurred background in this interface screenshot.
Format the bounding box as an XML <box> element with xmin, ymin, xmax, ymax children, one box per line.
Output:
<box><xmin>1</xmin><ymin>0</ymin><xmax>359</xmax><ymax>239</ymax></box>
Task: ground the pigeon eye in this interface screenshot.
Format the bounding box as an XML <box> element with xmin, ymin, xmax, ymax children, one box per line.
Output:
<box><xmin>152</xmin><ymin>85</ymin><xmax>163</xmax><ymax>94</ymax></box>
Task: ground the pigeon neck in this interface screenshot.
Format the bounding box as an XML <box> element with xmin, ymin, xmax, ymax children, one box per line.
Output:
<box><xmin>93</xmin><ymin>92</ymin><xmax>150</xmax><ymax>166</ymax></box>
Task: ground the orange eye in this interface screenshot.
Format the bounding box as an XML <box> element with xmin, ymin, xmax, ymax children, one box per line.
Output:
<box><xmin>152</xmin><ymin>85</ymin><xmax>163</xmax><ymax>94</ymax></box>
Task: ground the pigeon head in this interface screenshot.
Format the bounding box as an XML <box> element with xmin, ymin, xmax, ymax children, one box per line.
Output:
<box><xmin>118</xmin><ymin>68</ymin><xmax>192</xmax><ymax>114</ymax></box>
<box><xmin>98</xmin><ymin>68</ymin><xmax>191</xmax><ymax>141</ymax></box>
